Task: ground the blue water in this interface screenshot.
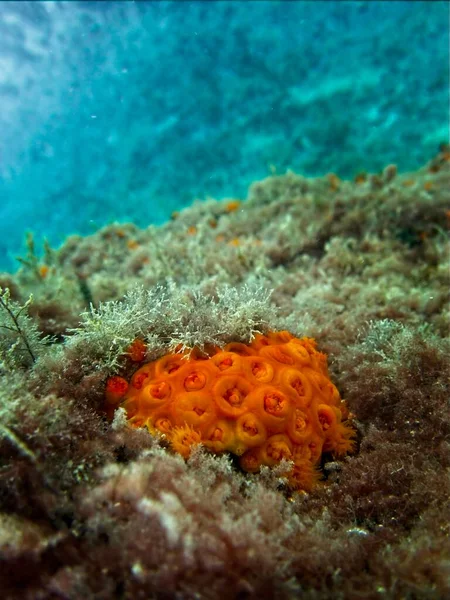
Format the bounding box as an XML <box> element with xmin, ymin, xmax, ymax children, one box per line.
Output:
<box><xmin>0</xmin><ymin>0</ymin><xmax>448</xmax><ymax>270</ymax></box>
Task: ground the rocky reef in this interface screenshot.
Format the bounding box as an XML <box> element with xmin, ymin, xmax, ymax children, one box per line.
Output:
<box><xmin>0</xmin><ymin>148</ymin><xmax>449</xmax><ymax>599</ymax></box>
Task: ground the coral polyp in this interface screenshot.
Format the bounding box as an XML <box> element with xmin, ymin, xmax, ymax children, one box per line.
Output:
<box><xmin>106</xmin><ymin>331</ymin><xmax>355</xmax><ymax>490</ymax></box>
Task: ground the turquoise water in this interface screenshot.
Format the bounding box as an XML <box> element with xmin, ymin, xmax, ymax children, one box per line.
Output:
<box><xmin>0</xmin><ymin>0</ymin><xmax>448</xmax><ymax>270</ymax></box>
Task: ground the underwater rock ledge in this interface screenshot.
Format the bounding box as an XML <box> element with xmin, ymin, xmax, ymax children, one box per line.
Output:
<box><xmin>0</xmin><ymin>148</ymin><xmax>449</xmax><ymax>599</ymax></box>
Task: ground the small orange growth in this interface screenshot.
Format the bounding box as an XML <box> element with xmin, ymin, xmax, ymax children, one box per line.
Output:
<box><xmin>187</xmin><ymin>226</ymin><xmax>197</xmax><ymax>235</ymax></box>
<box><xmin>327</xmin><ymin>173</ymin><xmax>341</xmax><ymax>191</ymax></box>
<box><xmin>127</xmin><ymin>339</ymin><xmax>147</xmax><ymax>362</ymax></box>
<box><xmin>105</xmin><ymin>376</ymin><xmax>129</xmax><ymax>405</ymax></box>
<box><xmin>354</xmin><ymin>173</ymin><xmax>367</xmax><ymax>184</ymax></box>
<box><xmin>170</xmin><ymin>424</ymin><xmax>202</xmax><ymax>458</ymax></box>
<box><xmin>39</xmin><ymin>265</ymin><xmax>49</xmax><ymax>278</ymax></box>
<box><xmin>107</xmin><ymin>331</ymin><xmax>355</xmax><ymax>491</ymax></box>
<box><xmin>225</xmin><ymin>200</ymin><xmax>241</xmax><ymax>213</ymax></box>
<box><xmin>228</xmin><ymin>238</ymin><xmax>241</xmax><ymax>247</ymax></box>
<box><xmin>127</xmin><ymin>239</ymin><xmax>140</xmax><ymax>250</ymax></box>
<box><xmin>402</xmin><ymin>179</ymin><xmax>415</xmax><ymax>187</ymax></box>
<box><xmin>215</xmin><ymin>234</ymin><xmax>226</xmax><ymax>243</ymax></box>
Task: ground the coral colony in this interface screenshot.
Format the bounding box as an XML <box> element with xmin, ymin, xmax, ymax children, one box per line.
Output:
<box><xmin>107</xmin><ymin>333</ymin><xmax>355</xmax><ymax>491</ymax></box>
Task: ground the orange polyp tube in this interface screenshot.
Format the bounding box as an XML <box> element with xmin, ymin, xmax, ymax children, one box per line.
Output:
<box><xmin>212</xmin><ymin>375</ymin><xmax>252</xmax><ymax>419</ymax></box>
<box><xmin>170</xmin><ymin>391</ymin><xmax>217</xmax><ymax>431</ymax></box>
<box><xmin>239</xmin><ymin>448</ymin><xmax>262</xmax><ymax>473</ymax></box>
<box><xmin>211</xmin><ymin>352</ymin><xmax>242</xmax><ymax>372</ymax></box>
<box><xmin>139</xmin><ymin>381</ymin><xmax>172</xmax><ymax>409</ymax></box>
<box><xmin>317</xmin><ymin>404</ymin><xmax>337</xmax><ymax>432</ymax></box>
<box><xmin>260</xmin><ymin>345</ymin><xmax>295</xmax><ymax>365</ymax></box>
<box><xmin>235</xmin><ymin>413</ymin><xmax>267</xmax><ymax>448</ymax></box>
<box><xmin>281</xmin><ymin>369</ymin><xmax>313</xmax><ymax>407</ymax></box>
<box><xmin>155</xmin><ymin>354</ymin><xmax>185</xmax><ymax>377</ymax></box>
<box><xmin>105</xmin><ymin>376</ymin><xmax>129</xmax><ymax>405</ymax></box>
<box><xmin>261</xmin><ymin>434</ymin><xmax>293</xmax><ymax>466</ymax></box>
<box><xmin>287</xmin><ymin>408</ymin><xmax>312</xmax><ymax>444</ymax></box>
<box><xmin>243</xmin><ymin>357</ymin><xmax>274</xmax><ymax>384</ymax></box>
<box><xmin>170</xmin><ymin>425</ymin><xmax>201</xmax><ymax>458</ymax></box>
<box><xmin>204</xmin><ymin>419</ymin><xmax>235</xmax><ymax>453</ymax></box>
<box><xmin>184</xmin><ymin>370</ymin><xmax>207</xmax><ymax>391</ymax></box>
<box><xmin>246</xmin><ymin>386</ymin><xmax>292</xmax><ymax>432</ymax></box>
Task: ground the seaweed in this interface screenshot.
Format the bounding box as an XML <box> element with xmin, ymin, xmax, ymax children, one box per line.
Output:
<box><xmin>0</xmin><ymin>288</ymin><xmax>50</xmax><ymax>370</ymax></box>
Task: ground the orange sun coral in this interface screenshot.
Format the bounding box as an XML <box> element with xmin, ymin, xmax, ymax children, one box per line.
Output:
<box><xmin>106</xmin><ymin>331</ymin><xmax>355</xmax><ymax>491</ymax></box>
